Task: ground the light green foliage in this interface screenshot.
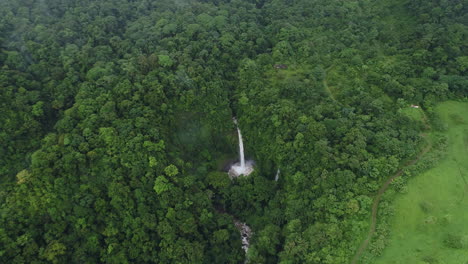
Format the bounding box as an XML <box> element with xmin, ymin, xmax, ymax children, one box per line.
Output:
<box><xmin>206</xmin><ymin>171</ymin><xmax>230</xmax><ymax>189</ymax></box>
<box><xmin>164</xmin><ymin>164</ymin><xmax>179</xmax><ymax>177</ymax></box>
<box><xmin>148</xmin><ymin>156</ymin><xmax>158</xmax><ymax>167</ymax></box>
<box><xmin>456</xmin><ymin>56</ymin><xmax>468</xmax><ymax>72</ymax></box>
<box><xmin>15</xmin><ymin>169</ymin><xmax>31</xmax><ymax>184</ymax></box>
<box><xmin>31</xmin><ymin>101</ymin><xmax>44</xmax><ymax>117</ymax></box>
<box><xmin>42</xmin><ymin>241</ymin><xmax>66</xmax><ymax>263</ymax></box>
<box><xmin>399</xmin><ymin>106</ymin><xmax>425</xmax><ymax>122</ymax></box>
<box><xmin>158</xmin><ymin>55</ymin><xmax>173</xmax><ymax>68</ymax></box>
<box><xmin>98</xmin><ymin>127</ymin><xmax>116</xmax><ymax>145</ymax></box>
<box><xmin>153</xmin><ymin>176</ymin><xmax>171</xmax><ymax>194</ymax></box>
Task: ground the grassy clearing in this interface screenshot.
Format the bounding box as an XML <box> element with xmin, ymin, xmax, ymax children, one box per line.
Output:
<box><xmin>373</xmin><ymin>101</ymin><xmax>468</xmax><ymax>264</ymax></box>
<box><xmin>399</xmin><ymin>106</ymin><xmax>425</xmax><ymax>123</ymax></box>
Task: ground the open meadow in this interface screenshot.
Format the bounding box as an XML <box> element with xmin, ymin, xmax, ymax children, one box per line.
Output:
<box><xmin>374</xmin><ymin>101</ymin><xmax>468</xmax><ymax>264</ymax></box>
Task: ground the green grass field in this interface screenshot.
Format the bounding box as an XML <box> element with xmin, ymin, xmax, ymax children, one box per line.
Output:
<box><xmin>374</xmin><ymin>101</ymin><xmax>468</xmax><ymax>264</ymax></box>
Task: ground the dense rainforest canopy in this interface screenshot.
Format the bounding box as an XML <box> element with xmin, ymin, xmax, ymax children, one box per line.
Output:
<box><xmin>0</xmin><ymin>0</ymin><xmax>467</xmax><ymax>263</ymax></box>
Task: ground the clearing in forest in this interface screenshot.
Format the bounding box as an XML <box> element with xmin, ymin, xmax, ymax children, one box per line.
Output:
<box><xmin>373</xmin><ymin>101</ymin><xmax>468</xmax><ymax>264</ymax></box>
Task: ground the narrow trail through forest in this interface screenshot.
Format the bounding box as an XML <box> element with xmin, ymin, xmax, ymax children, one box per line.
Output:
<box><xmin>323</xmin><ymin>65</ymin><xmax>336</xmax><ymax>101</ymax></box>
<box><xmin>351</xmin><ymin>115</ymin><xmax>432</xmax><ymax>264</ymax></box>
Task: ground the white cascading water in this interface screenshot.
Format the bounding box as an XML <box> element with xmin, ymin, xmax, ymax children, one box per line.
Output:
<box><xmin>238</xmin><ymin>126</ymin><xmax>245</xmax><ymax>169</ymax></box>
<box><xmin>275</xmin><ymin>168</ymin><xmax>280</xmax><ymax>181</ymax></box>
<box><xmin>229</xmin><ymin>118</ymin><xmax>254</xmax><ymax>178</ymax></box>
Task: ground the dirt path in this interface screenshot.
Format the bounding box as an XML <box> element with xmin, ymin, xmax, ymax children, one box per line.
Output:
<box><xmin>323</xmin><ymin>65</ymin><xmax>336</xmax><ymax>101</ymax></box>
<box><xmin>351</xmin><ymin>133</ymin><xmax>432</xmax><ymax>264</ymax></box>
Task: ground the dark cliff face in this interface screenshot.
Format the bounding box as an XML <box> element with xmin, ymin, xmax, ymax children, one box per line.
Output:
<box><xmin>222</xmin><ymin>159</ymin><xmax>239</xmax><ymax>172</ymax></box>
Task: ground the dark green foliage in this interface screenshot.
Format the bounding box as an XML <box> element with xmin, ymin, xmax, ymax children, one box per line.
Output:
<box><xmin>0</xmin><ymin>0</ymin><xmax>466</xmax><ymax>263</ymax></box>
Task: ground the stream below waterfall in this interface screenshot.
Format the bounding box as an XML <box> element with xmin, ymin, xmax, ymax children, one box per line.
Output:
<box><xmin>226</xmin><ymin>119</ymin><xmax>281</xmax><ymax>261</ymax></box>
<box><xmin>227</xmin><ymin>118</ymin><xmax>254</xmax><ymax>261</ymax></box>
<box><xmin>234</xmin><ymin>220</ymin><xmax>252</xmax><ymax>256</ymax></box>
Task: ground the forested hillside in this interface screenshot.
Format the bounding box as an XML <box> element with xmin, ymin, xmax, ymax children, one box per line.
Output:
<box><xmin>0</xmin><ymin>0</ymin><xmax>466</xmax><ymax>263</ymax></box>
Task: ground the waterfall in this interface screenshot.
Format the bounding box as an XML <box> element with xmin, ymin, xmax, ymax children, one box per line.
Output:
<box><xmin>228</xmin><ymin>118</ymin><xmax>255</xmax><ymax>263</ymax></box>
<box><xmin>228</xmin><ymin>118</ymin><xmax>254</xmax><ymax>178</ymax></box>
<box><xmin>275</xmin><ymin>168</ymin><xmax>280</xmax><ymax>181</ymax></box>
<box><xmin>237</xmin><ymin>127</ymin><xmax>245</xmax><ymax>169</ymax></box>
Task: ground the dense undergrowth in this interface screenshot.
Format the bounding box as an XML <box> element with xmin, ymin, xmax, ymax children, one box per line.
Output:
<box><xmin>0</xmin><ymin>0</ymin><xmax>466</xmax><ymax>263</ymax></box>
